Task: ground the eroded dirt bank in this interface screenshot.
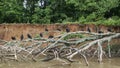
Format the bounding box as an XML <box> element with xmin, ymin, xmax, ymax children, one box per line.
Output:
<box><xmin>0</xmin><ymin>24</ymin><xmax>119</xmax><ymax>41</ymax></box>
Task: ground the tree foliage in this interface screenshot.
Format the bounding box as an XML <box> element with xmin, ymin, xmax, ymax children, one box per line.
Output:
<box><xmin>0</xmin><ymin>0</ymin><xmax>120</xmax><ymax>25</ymax></box>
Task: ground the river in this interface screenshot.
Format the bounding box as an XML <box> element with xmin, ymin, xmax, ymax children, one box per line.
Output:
<box><xmin>0</xmin><ymin>57</ymin><xmax>119</xmax><ymax>68</ymax></box>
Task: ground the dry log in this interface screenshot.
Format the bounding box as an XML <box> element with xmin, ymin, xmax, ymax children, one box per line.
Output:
<box><xmin>0</xmin><ymin>31</ymin><xmax>119</xmax><ymax>66</ymax></box>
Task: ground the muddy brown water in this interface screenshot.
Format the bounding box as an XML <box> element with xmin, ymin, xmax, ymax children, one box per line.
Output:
<box><xmin>0</xmin><ymin>58</ymin><xmax>119</xmax><ymax>68</ymax></box>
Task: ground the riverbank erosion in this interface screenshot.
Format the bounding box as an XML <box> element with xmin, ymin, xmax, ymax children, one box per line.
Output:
<box><xmin>0</xmin><ymin>24</ymin><xmax>119</xmax><ymax>66</ymax></box>
<box><xmin>0</xmin><ymin>24</ymin><xmax>119</xmax><ymax>41</ymax></box>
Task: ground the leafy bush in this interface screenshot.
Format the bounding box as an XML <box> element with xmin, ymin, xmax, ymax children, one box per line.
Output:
<box><xmin>96</xmin><ymin>17</ymin><xmax>120</xmax><ymax>26</ymax></box>
<box><xmin>0</xmin><ymin>0</ymin><xmax>120</xmax><ymax>25</ymax></box>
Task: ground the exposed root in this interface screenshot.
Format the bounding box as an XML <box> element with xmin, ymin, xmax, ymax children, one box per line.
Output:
<box><xmin>0</xmin><ymin>31</ymin><xmax>119</xmax><ymax>66</ymax></box>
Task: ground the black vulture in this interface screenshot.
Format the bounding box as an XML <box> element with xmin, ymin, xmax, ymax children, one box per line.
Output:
<box><xmin>66</xmin><ymin>28</ymin><xmax>70</xmax><ymax>33</ymax></box>
<box><xmin>45</xmin><ymin>28</ymin><xmax>48</xmax><ymax>31</ymax></box>
<box><xmin>107</xmin><ymin>28</ymin><xmax>112</xmax><ymax>32</ymax></box>
<box><xmin>87</xmin><ymin>27</ymin><xmax>91</xmax><ymax>32</ymax></box>
<box><xmin>11</xmin><ymin>36</ymin><xmax>16</xmax><ymax>40</ymax></box>
<box><xmin>20</xmin><ymin>34</ymin><xmax>24</xmax><ymax>41</ymax></box>
<box><xmin>48</xmin><ymin>35</ymin><xmax>54</xmax><ymax>38</ymax></box>
<box><xmin>40</xmin><ymin>33</ymin><xmax>43</xmax><ymax>37</ymax></box>
<box><xmin>27</xmin><ymin>34</ymin><xmax>32</xmax><ymax>39</ymax></box>
<box><xmin>98</xmin><ymin>30</ymin><xmax>103</xmax><ymax>33</ymax></box>
<box><xmin>57</xmin><ymin>28</ymin><xmax>61</xmax><ymax>31</ymax></box>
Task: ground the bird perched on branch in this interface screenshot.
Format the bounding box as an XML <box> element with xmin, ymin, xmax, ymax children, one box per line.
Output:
<box><xmin>40</xmin><ymin>33</ymin><xmax>43</xmax><ymax>37</ymax></box>
<box><xmin>27</xmin><ymin>34</ymin><xmax>32</xmax><ymax>39</ymax></box>
<box><xmin>107</xmin><ymin>28</ymin><xmax>112</xmax><ymax>32</ymax></box>
<box><xmin>48</xmin><ymin>35</ymin><xmax>54</xmax><ymax>43</ymax></box>
<box><xmin>66</xmin><ymin>28</ymin><xmax>70</xmax><ymax>33</ymax></box>
<box><xmin>45</xmin><ymin>28</ymin><xmax>48</xmax><ymax>31</ymax></box>
<box><xmin>11</xmin><ymin>36</ymin><xmax>16</xmax><ymax>40</ymax></box>
<box><xmin>98</xmin><ymin>30</ymin><xmax>103</xmax><ymax>33</ymax></box>
<box><xmin>87</xmin><ymin>27</ymin><xmax>91</xmax><ymax>32</ymax></box>
<box><xmin>20</xmin><ymin>34</ymin><xmax>24</xmax><ymax>41</ymax></box>
<box><xmin>48</xmin><ymin>35</ymin><xmax>54</xmax><ymax>39</ymax></box>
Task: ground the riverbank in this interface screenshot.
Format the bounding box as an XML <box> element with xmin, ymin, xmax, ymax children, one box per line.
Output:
<box><xmin>0</xmin><ymin>24</ymin><xmax>120</xmax><ymax>41</ymax></box>
<box><xmin>0</xmin><ymin>24</ymin><xmax>119</xmax><ymax>66</ymax></box>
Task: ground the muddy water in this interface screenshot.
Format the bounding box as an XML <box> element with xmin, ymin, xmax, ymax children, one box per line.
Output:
<box><xmin>0</xmin><ymin>58</ymin><xmax>120</xmax><ymax>68</ymax></box>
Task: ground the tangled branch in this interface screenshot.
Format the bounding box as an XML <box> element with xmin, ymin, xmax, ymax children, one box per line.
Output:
<box><xmin>0</xmin><ymin>31</ymin><xmax>119</xmax><ymax>66</ymax></box>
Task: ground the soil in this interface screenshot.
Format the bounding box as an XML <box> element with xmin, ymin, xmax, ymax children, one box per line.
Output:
<box><xmin>0</xmin><ymin>24</ymin><xmax>119</xmax><ymax>41</ymax></box>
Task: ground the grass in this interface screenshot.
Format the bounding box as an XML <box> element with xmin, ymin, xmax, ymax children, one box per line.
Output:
<box><xmin>64</xmin><ymin>33</ymin><xmax>84</xmax><ymax>40</ymax></box>
<box><xmin>62</xmin><ymin>18</ymin><xmax>120</xmax><ymax>26</ymax></box>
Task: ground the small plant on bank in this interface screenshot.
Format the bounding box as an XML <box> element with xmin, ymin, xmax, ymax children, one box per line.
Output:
<box><xmin>64</xmin><ymin>33</ymin><xmax>84</xmax><ymax>40</ymax></box>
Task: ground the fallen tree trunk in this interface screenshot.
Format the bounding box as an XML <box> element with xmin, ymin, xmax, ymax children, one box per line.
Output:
<box><xmin>0</xmin><ymin>31</ymin><xmax>119</xmax><ymax>66</ymax></box>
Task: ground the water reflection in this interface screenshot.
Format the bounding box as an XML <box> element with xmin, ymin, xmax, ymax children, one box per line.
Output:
<box><xmin>0</xmin><ymin>58</ymin><xmax>120</xmax><ymax>68</ymax></box>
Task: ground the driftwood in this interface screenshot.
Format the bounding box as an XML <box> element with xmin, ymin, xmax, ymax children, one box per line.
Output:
<box><xmin>0</xmin><ymin>31</ymin><xmax>119</xmax><ymax>66</ymax></box>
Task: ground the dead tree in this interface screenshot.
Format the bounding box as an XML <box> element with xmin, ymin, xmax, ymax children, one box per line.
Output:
<box><xmin>0</xmin><ymin>31</ymin><xmax>119</xmax><ymax>66</ymax></box>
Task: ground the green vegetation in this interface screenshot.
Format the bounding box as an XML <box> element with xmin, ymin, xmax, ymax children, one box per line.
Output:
<box><xmin>34</xmin><ymin>34</ymin><xmax>41</xmax><ymax>38</ymax></box>
<box><xmin>64</xmin><ymin>33</ymin><xmax>84</xmax><ymax>40</ymax></box>
<box><xmin>0</xmin><ymin>0</ymin><xmax>120</xmax><ymax>25</ymax></box>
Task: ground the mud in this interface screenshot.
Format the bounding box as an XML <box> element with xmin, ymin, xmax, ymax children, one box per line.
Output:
<box><xmin>0</xmin><ymin>24</ymin><xmax>119</xmax><ymax>41</ymax></box>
